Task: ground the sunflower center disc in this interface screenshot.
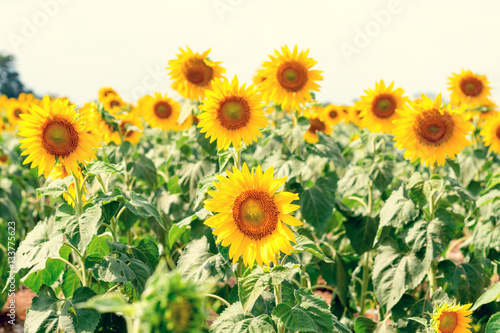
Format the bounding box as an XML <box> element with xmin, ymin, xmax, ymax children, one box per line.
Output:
<box><xmin>185</xmin><ymin>59</ymin><xmax>214</xmax><ymax>86</ymax></box>
<box><xmin>277</xmin><ymin>61</ymin><xmax>308</xmax><ymax>92</ymax></box>
<box><xmin>496</xmin><ymin>125</ymin><xmax>500</xmax><ymax>140</ymax></box>
<box><xmin>329</xmin><ymin>110</ymin><xmax>338</xmax><ymax>119</ymax></box>
<box><xmin>460</xmin><ymin>77</ymin><xmax>483</xmax><ymax>97</ymax></box>
<box><xmin>120</xmin><ymin>121</ymin><xmax>135</xmax><ymax>138</ymax></box>
<box><xmin>438</xmin><ymin>312</ymin><xmax>458</xmax><ymax>333</ymax></box>
<box><xmin>103</xmin><ymin>90</ymin><xmax>114</xmax><ymax>98</ymax></box>
<box><xmin>0</xmin><ymin>154</ymin><xmax>8</xmax><ymax>163</ymax></box>
<box><xmin>217</xmin><ymin>97</ymin><xmax>251</xmax><ymax>130</ymax></box>
<box><xmin>154</xmin><ymin>101</ymin><xmax>172</xmax><ymax>119</ymax></box>
<box><xmin>308</xmin><ymin>118</ymin><xmax>326</xmax><ymax>133</ymax></box>
<box><xmin>110</xmin><ymin>100</ymin><xmax>121</xmax><ymax>108</ymax></box>
<box><xmin>14</xmin><ymin>108</ymin><xmax>23</xmax><ymax>119</ymax></box>
<box><xmin>233</xmin><ymin>189</ymin><xmax>279</xmax><ymax>240</ymax></box>
<box><xmin>372</xmin><ymin>95</ymin><xmax>396</xmax><ymax>118</ymax></box>
<box><xmin>416</xmin><ymin>109</ymin><xmax>454</xmax><ymax>146</ymax></box>
<box><xmin>42</xmin><ymin>119</ymin><xmax>79</xmax><ymax>157</ymax></box>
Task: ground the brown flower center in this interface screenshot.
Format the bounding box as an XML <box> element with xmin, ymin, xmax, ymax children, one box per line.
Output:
<box><xmin>103</xmin><ymin>90</ymin><xmax>115</xmax><ymax>98</ymax></box>
<box><xmin>109</xmin><ymin>99</ymin><xmax>122</xmax><ymax>108</ymax></box>
<box><xmin>217</xmin><ymin>96</ymin><xmax>251</xmax><ymax>130</ymax></box>
<box><xmin>438</xmin><ymin>312</ymin><xmax>458</xmax><ymax>333</ymax></box>
<box><xmin>232</xmin><ymin>189</ymin><xmax>279</xmax><ymax>240</ymax></box>
<box><xmin>14</xmin><ymin>108</ymin><xmax>23</xmax><ymax>119</ymax></box>
<box><xmin>308</xmin><ymin>118</ymin><xmax>326</xmax><ymax>133</ymax></box>
<box><xmin>277</xmin><ymin>61</ymin><xmax>308</xmax><ymax>92</ymax></box>
<box><xmin>460</xmin><ymin>77</ymin><xmax>483</xmax><ymax>97</ymax></box>
<box><xmin>415</xmin><ymin>109</ymin><xmax>454</xmax><ymax>146</ymax></box>
<box><xmin>329</xmin><ymin>110</ymin><xmax>338</xmax><ymax>119</ymax></box>
<box><xmin>120</xmin><ymin>121</ymin><xmax>136</xmax><ymax>138</ymax></box>
<box><xmin>184</xmin><ymin>58</ymin><xmax>214</xmax><ymax>87</ymax></box>
<box><xmin>41</xmin><ymin>118</ymin><xmax>79</xmax><ymax>157</ymax></box>
<box><xmin>371</xmin><ymin>94</ymin><xmax>397</xmax><ymax>118</ymax></box>
<box><xmin>153</xmin><ymin>101</ymin><xmax>172</xmax><ymax>119</ymax></box>
<box><xmin>0</xmin><ymin>153</ymin><xmax>8</xmax><ymax>163</ymax></box>
<box><xmin>496</xmin><ymin>124</ymin><xmax>500</xmax><ymax>140</ymax></box>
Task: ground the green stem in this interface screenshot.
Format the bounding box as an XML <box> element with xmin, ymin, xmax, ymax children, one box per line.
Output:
<box><xmin>359</xmin><ymin>251</ymin><xmax>371</xmax><ymax>315</ymax></box>
<box><xmin>367</xmin><ymin>181</ymin><xmax>374</xmax><ymax>217</ymax></box>
<box><xmin>274</xmin><ymin>254</ymin><xmax>285</xmax><ymax>333</ymax></box>
<box><xmin>96</xmin><ymin>174</ymin><xmax>107</xmax><ymax>192</ymax></box>
<box><xmin>233</xmin><ymin>148</ymin><xmax>242</xmax><ymax>169</ymax></box>
<box><xmin>428</xmin><ymin>260</ymin><xmax>438</xmax><ymax>296</ymax></box>
<box><xmin>235</xmin><ymin>259</ymin><xmax>243</xmax><ymax>284</ymax></box>
<box><xmin>205</xmin><ymin>294</ymin><xmax>230</xmax><ymax>307</ymax></box>
<box><xmin>71</xmin><ymin>170</ymin><xmax>84</xmax><ymax>215</ymax></box>
<box><xmin>54</xmin><ymin>257</ymin><xmax>84</xmax><ymax>286</ymax></box>
<box><xmin>127</xmin><ymin>229</ymin><xmax>133</xmax><ymax>246</ymax></box>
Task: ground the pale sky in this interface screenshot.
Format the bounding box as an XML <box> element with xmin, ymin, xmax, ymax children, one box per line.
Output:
<box><xmin>1</xmin><ymin>0</ymin><xmax>499</xmax><ymax>106</ymax></box>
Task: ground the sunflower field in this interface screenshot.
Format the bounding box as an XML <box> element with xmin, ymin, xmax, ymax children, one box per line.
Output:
<box><xmin>1</xmin><ymin>45</ymin><xmax>500</xmax><ymax>333</ymax></box>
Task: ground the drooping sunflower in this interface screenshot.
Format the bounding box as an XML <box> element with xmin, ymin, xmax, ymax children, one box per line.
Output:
<box><xmin>102</xmin><ymin>95</ymin><xmax>126</xmax><ymax>115</ymax></box>
<box><xmin>431</xmin><ymin>302</ymin><xmax>472</xmax><ymax>333</ymax></box>
<box><xmin>393</xmin><ymin>94</ymin><xmax>473</xmax><ymax>167</ymax></box>
<box><xmin>204</xmin><ymin>163</ymin><xmax>302</xmax><ymax>267</ymax></box>
<box><xmin>359</xmin><ymin>80</ymin><xmax>410</xmax><ymax>134</ymax></box>
<box><xmin>448</xmin><ymin>70</ymin><xmax>492</xmax><ymax>108</ymax></box>
<box><xmin>17</xmin><ymin>97</ymin><xmax>101</xmax><ymax>177</ymax></box>
<box><xmin>323</xmin><ymin>104</ymin><xmax>344</xmax><ymax>127</ymax></box>
<box><xmin>167</xmin><ymin>47</ymin><xmax>226</xmax><ymax>101</ymax></box>
<box><xmin>303</xmin><ymin>105</ymin><xmax>332</xmax><ymax>144</ymax></box>
<box><xmin>480</xmin><ymin>112</ymin><xmax>500</xmax><ymax>154</ymax></box>
<box><xmin>198</xmin><ymin>76</ymin><xmax>267</xmax><ymax>150</ymax></box>
<box><xmin>98</xmin><ymin>87</ymin><xmax>117</xmax><ymax>102</ymax></box>
<box><xmin>137</xmin><ymin>93</ymin><xmax>181</xmax><ymax>131</ymax></box>
<box><xmin>117</xmin><ymin>112</ymin><xmax>143</xmax><ymax>145</ymax></box>
<box><xmin>49</xmin><ymin>163</ymin><xmax>86</xmax><ymax>206</ymax></box>
<box><xmin>258</xmin><ymin>45</ymin><xmax>323</xmax><ymax>111</ymax></box>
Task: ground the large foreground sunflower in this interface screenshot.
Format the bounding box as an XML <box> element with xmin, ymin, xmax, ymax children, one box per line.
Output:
<box><xmin>167</xmin><ymin>47</ymin><xmax>226</xmax><ymax>101</ymax></box>
<box><xmin>198</xmin><ymin>76</ymin><xmax>267</xmax><ymax>150</ymax></box>
<box><xmin>17</xmin><ymin>97</ymin><xmax>100</xmax><ymax>177</ymax></box>
<box><xmin>204</xmin><ymin>164</ymin><xmax>302</xmax><ymax>267</ymax></box>
<box><xmin>480</xmin><ymin>112</ymin><xmax>500</xmax><ymax>154</ymax></box>
<box><xmin>359</xmin><ymin>80</ymin><xmax>409</xmax><ymax>134</ymax></box>
<box><xmin>258</xmin><ymin>45</ymin><xmax>323</xmax><ymax>111</ymax></box>
<box><xmin>448</xmin><ymin>70</ymin><xmax>492</xmax><ymax>108</ymax></box>
<box><xmin>137</xmin><ymin>93</ymin><xmax>180</xmax><ymax>130</ymax></box>
<box><xmin>431</xmin><ymin>302</ymin><xmax>472</xmax><ymax>333</ymax></box>
<box><xmin>393</xmin><ymin>94</ymin><xmax>473</xmax><ymax>167</ymax></box>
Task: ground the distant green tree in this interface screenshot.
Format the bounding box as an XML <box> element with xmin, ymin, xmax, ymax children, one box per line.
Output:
<box><xmin>0</xmin><ymin>54</ymin><xmax>32</xmax><ymax>98</ymax></box>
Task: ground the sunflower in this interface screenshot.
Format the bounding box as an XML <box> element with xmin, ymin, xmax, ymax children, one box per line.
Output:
<box><xmin>17</xmin><ymin>96</ymin><xmax>101</xmax><ymax>177</ymax></box>
<box><xmin>174</xmin><ymin>114</ymin><xmax>194</xmax><ymax>132</ymax></box>
<box><xmin>480</xmin><ymin>112</ymin><xmax>500</xmax><ymax>154</ymax></box>
<box><xmin>204</xmin><ymin>163</ymin><xmax>302</xmax><ymax>267</ymax></box>
<box><xmin>102</xmin><ymin>95</ymin><xmax>126</xmax><ymax>115</ymax></box>
<box><xmin>303</xmin><ymin>105</ymin><xmax>331</xmax><ymax>144</ymax></box>
<box><xmin>323</xmin><ymin>104</ymin><xmax>344</xmax><ymax>127</ymax></box>
<box><xmin>167</xmin><ymin>47</ymin><xmax>226</xmax><ymax>101</ymax></box>
<box><xmin>448</xmin><ymin>70</ymin><xmax>492</xmax><ymax>108</ymax></box>
<box><xmin>359</xmin><ymin>80</ymin><xmax>409</xmax><ymax>134</ymax></box>
<box><xmin>117</xmin><ymin>112</ymin><xmax>143</xmax><ymax>145</ymax></box>
<box><xmin>137</xmin><ymin>93</ymin><xmax>180</xmax><ymax>131</ymax></box>
<box><xmin>349</xmin><ymin>102</ymin><xmax>364</xmax><ymax>128</ymax></box>
<box><xmin>0</xmin><ymin>151</ymin><xmax>8</xmax><ymax>165</ymax></box>
<box><xmin>252</xmin><ymin>68</ymin><xmax>268</xmax><ymax>86</ymax></box>
<box><xmin>49</xmin><ymin>163</ymin><xmax>86</xmax><ymax>206</ymax></box>
<box><xmin>393</xmin><ymin>94</ymin><xmax>473</xmax><ymax>167</ymax></box>
<box><xmin>198</xmin><ymin>76</ymin><xmax>267</xmax><ymax>150</ymax></box>
<box><xmin>6</xmin><ymin>99</ymin><xmax>29</xmax><ymax>130</ymax></box>
<box><xmin>431</xmin><ymin>302</ymin><xmax>472</xmax><ymax>333</ymax></box>
<box><xmin>258</xmin><ymin>45</ymin><xmax>323</xmax><ymax>111</ymax></box>
<box><xmin>98</xmin><ymin>87</ymin><xmax>117</xmax><ymax>102</ymax></box>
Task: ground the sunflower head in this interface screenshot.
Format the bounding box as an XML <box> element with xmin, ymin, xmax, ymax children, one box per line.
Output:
<box><xmin>17</xmin><ymin>96</ymin><xmax>101</xmax><ymax>177</ymax></box>
<box><xmin>117</xmin><ymin>112</ymin><xmax>143</xmax><ymax>145</ymax></box>
<box><xmin>102</xmin><ymin>95</ymin><xmax>126</xmax><ymax>115</ymax></box>
<box><xmin>349</xmin><ymin>102</ymin><xmax>364</xmax><ymax>128</ymax></box>
<box><xmin>302</xmin><ymin>105</ymin><xmax>332</xmax><ymax>144</ymax></box>
<box><xmin>359</xmin><ymin>80</ymin><xmax>409</xmax><ymax>134</ymax></box>
<box><xmin>98</xmin><ymin>87</ymin><xmax>118</xmax><ymax>102</ymax></box>
<box><xmin>323</xmin><ymin>104</ymin><xmax>344</xmax><ymax>127</ymax></box>
<box><xmin>393</xmin><ymin>94</ymin><xmax>473</xmax><ymax>167</ymax></box>
<box><xmin>167</xmin><ymin>47</ymin><xmax>226</xmax><ymax>101</ymax></box>
<box><xmin>252</xmin><ymin>68</ymin><xmax>268</xmax><ymax>86</ymax></box>
<box><xmin>0</xmin><ymin>150</ymin><xmax>9</xmax><ymax>165</ymax></box>
<box><xmin>258</xmin><ymin>45</ymin><xmax>323</xmax><ymax>111</ymax></box>
<box><xmin>204</xmin><ymin>163</ymin><xmax>302</xmax><ymax>267</ymax></box>
<box><xmin>448</xmin><ymin>70</ymin><xmax>492</xmax><ymax>108</ymax></box>
<box><xmin>137</xmin><ymin>93</ymin><xmax>181</xmax><ymax>131</ymax></box>
<box><xmin>49</xmin><ymin>164</ymin><xmax>86</xmax><ymax>206</ymax></box>
<box><xmin>480</xmin><ymin>111</ymin><xmax>500</xmax><ymax>154</ymax></box>
<box><xmin>431</xmin><ymin>302</ymin><xmax>473</xmax><ymax>333</ymax></box>
<box><xmin>198</xmin><ymin>76</ymin><xmax>267</xmax><ymax>150</ymax></box>
<box><xmin>6</xmin><ymin>99</ymin><xmax>29</xmax><ymax>130</ymax></box>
